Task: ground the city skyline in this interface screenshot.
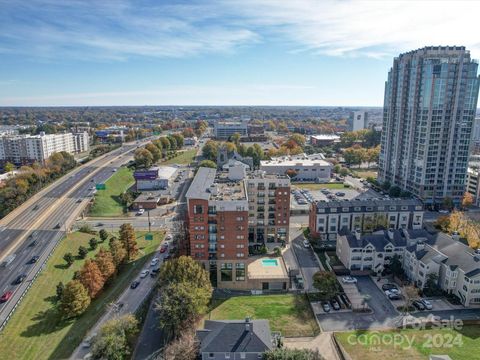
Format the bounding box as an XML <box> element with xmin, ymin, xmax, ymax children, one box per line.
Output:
<box><xmin>2</xmin><ymin>0</ymin><xmax>480</xmax><ymax>107</ymax></box>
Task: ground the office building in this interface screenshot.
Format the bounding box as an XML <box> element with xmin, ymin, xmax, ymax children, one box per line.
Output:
<box><xmin>379</xmin><ymin>46</ymin><xmax>480</xmax><ymax>207</ymax></box>
<box><xmin>337</xmin><ymin>228</ymin><xmax>480</xmax><ymax>307</ymax></box>
<box><xmin>260</xmin><ymin>154</ymin><xmax>332</xmax><ymax>182</ymax></box>
<box><xmin>186</xmin><ymin>167</ymin><xmax>290</xmax><ymax>290</ymax></box>
<box><xmin>134</xmin><ymin>166</ymin><xmax>177</xmax><ymax>191</ymax></box>
<box><xmin>310</xmin><ymin>134</ymin><xmax>340</xmax><ymax>147</ymax></box>
<box><xmin>309</xmin><ymin>198</ymin><xmax>424</xmax><ymax>241</ymax></box>
<box><xmin>348</xmin><ymin>111</ymin><xmax>368</xmax><ymax>131</ymax></box>
<box><xmin>213</xmin><ymin>120</ymin><xmax>248</xmax><ymax>140</ymax></box>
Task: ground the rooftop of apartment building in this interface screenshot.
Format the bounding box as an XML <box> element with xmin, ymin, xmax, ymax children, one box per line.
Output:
<box><xmin>314</xmin><ymin>197</ymin><xmax>423</xmax><ymax>212</ymax></box>
<box><xmin>185</xmin><ymin>167</ymin><xmax>246</xmax><ymax>202</ymax></box>
<box><xmin>344</xmin><ymin>228</ymin><xmax>480</xmax><ymax>277</ymax></box>
<box><xmin>261</xmin><ymin>153</ymin><xmax>330</xmax><ymax>167</ymax></box>
<box><xmin>244</xmin><ymin>170</ymin><xmax>289</xmax><ymax>181</ymax></box>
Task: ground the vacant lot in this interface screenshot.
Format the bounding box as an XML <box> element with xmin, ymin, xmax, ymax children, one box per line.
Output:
<box><xmin>352</xmin><ymin>169</ymin><xmax>377</xmax><ymax>179</ymax></box>
<box><xmin>0</xmin><ymin>230</ymin><xmax>162</xmax><ymax>360</ymax></box>
<box><xmin>162</xmin><ymin>149</ymin><xmax>197</xmax><ymax>165</ymax></box>
<box><xmin>205</xmin><ymin>294</ymin><xmax>319</xmax><ymax>337</ymax></box>
<box><xmin>336</xmin><ymin>326</ymin><xmax>480</xmax><ymax>360</ymax></box>
<box><xmin>295</xmin><ymin>183</ymin><xmax>348</xmax><ymax>190</ymax></box>
<box><xmin>89</xmin><ymin>167</ymin><xmax>134</xmax><ymax>217</ymax></box>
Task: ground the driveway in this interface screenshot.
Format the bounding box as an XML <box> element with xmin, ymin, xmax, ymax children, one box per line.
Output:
<box><xmin>291</xmin><ymin>235</ymin><xmax>321</xmax><ymax>291</ymax></box>
<box><xmin>317</xmin><ymin>276</ymin><xmax>400</xmax><ymax>331</ymax></box>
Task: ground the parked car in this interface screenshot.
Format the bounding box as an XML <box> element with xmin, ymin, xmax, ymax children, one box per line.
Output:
<box><xmin>136</xmin><ymin>209</ymin><xmax>145</xmax><ymax>216</ymax></box>
<box><xmin>412</xmin><ymin>300</ymin><xmax>426</xmax><ymax>310</ymax></box>
<box><xmin>386</xmin><ymin>288</ymin><xmax>400</xmax><ymax>295</ymax></box>
<box><xmin>150</xmin><ymin>257</ymin><xmax>159</xmax><ymax>267</ymax></box>
<box><xmin>140</xmin><ymin>270</ymin><xmax>150</xmax><ymax>278</ymax></box>
<box><xmin>382</xmin><ymin>283</ymin><xmax>398</xmax><ymax>291</ymax></box>
<box><xmin>335</xmin><ymin>192</ymin><xmax>346</xmax><ymax>197</ymax></box>
<box><xmin>322</xmin><ymin>302</ymin><xmax>331</xmax><ymax>313</ymax></box>
<box><xmin>342</xmin><ymin>276</ymin><xmax>357</xmax><ymax>284</ymax></box>
<box><xmin>0</xmin><ymin>291</ymin><xmax>13</xmax><ymax>302</ymax></box>
<box><xmin>330</xmin><ymin>299</ymin><xmax>341</xmax><ymax>311</ymax></box>
<box><xmin>160</xmin><ymin>244</ymin><xmax>168</xmax><ymax>253</ymax></box>
<box><xmin>130</xmin><ymin>280</ymin><xmax>140</xmax><ymax>289</ymax></box>
<box><xmin>385</xmin><ymin>290</ymin><xmax>402</xmax><ymax>300</ymax></box>
<box><xmin>303</xmin><ymin>240</ymin><xmax>310</xmax><ymax>248</ymax></box>
<box><xmin>420</xmin><ymin>299</ymin><xmax>433</xmax><ymax>310</ymax></box>
<box><xmin>150</xmin><ymin>268</ymin><xmax>160</xmax><ymax>277</ymax></box>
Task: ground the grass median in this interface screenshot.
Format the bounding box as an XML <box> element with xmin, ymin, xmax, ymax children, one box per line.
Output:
<box><xmin>0</xmin><ymin>230</ymin><xmax>162</xmax><ymax>360</ymax></box>
<box><xmin>89</xmin><ymin>166</ymin><xmax>134</xmax><ymax>217</ymax></box>
<box><xmin>204</xmin><ymin>294</ymin><xmax>319</xmax><ymax>337</ymax></box>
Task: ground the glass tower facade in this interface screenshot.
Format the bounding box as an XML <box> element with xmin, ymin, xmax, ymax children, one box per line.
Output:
<box><xmin>379</xmin><ymin>46</ymin><xmax>480</xmax><ymax>207</ymax></box>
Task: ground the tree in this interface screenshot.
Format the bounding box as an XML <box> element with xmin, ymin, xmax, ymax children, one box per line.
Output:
<box><xmin>156</xmin><ymin>281</ymin><xmax>211</xmax><ymax>333</ymax></box>
<box><xmin>59</xmin><ymin>280</ymin><xmax>91</xmax><ymax>318</ymax></box>
<box><xmin>89</xmin><ymin>238</ymin><xmax>98</xmax><ymax>250</ymax></box>
<box><xmin>443</xmin><ymin>196</ymin><xmax>454</xmax><ymax>211</ymax></box>
<box><xmin>403</xmin><ymin>285</ymin><xmax>419</xmax><ymax>314</ymax></box>
<box><xmin>389</xmin><ymin>254</ymin><xmax>404</xmax><ymax>277</ymax></box>
<box><xmin>382</xmin><ymin>180</ymin><xmax>391</xmax><ymax>191</ymax></box>
<box><xmin>339</xmin><ymin>168</ymin><xmax>349</xmax><ymax>177</ymax></box>
<box><xmin>109</xmin><ymin>238</ymin><xmax>127</xmax><ymax>266</ymax></box>
<box><xmin>56</xmin><ymin>281</ymin><xmax>64</xmax><ymax>301</ymax></box>
<box><xmin>388</xmin><ymin>185</ymin><xmax>401</xmax><ymax>197</ymax></box>
<box><xmin>99</xmin><ymin>229</ymin><xmax>109</xmax><ymax>242</ymax></box>
<box><xmin>462</xmin><ymin>192</ymin><xmax>474</xmax><ymax>209</ymax></box>
<box><xmin>134</xmin><ymin>148</ymin><xmax>154</xmax><ymax>169</ymax></box>
<box><xmin>95</xmin><ymin>248</ymin><xmax>117</xmax><ymax>281</ymax></box>
<box><xmin>159</xmin><ymin>137</ymin><xmax>171</xmax><ymax>152</ymax></box>
<box><xmin>172</xmin><ymin>133</ymin><xmax>184</xmax><ymax>148</ymax></box>
<box><xmin>424</xmin><ymin>273</ymin><xmax>442</xmax><ymax>296</ymax></box>
<box><xmin>162</xmin><ymin>330</ymin><xmax>199</xmax><ymax>360</ymax></box>
<box><xmin>312</xmin><ymin>271</ymin><xmax>339</xmax><ymax>301</ymax></box>
<box><xmin>263</xmin><ymin>348</ymin><xmax>324</xmax><ymax>360</ymax></box>
<box><xmin>202</xmin><ymin>140</ymin><xmax>219</xmax><ymax>161</ymax></box>
<box><xmin>198</xmin><ymin>160</ymin><xmax>217</xmax><ymax>169</ymax></box>
<box><xmin>63</xmin><ymin>252</ymin><xmax>74</xmax><ymax>267</ymax></box>
<box><xmin>145</xmin><ymin>143</ymin><xmax>161</xmax><ymax>163</ymax></box>
<box><xmin>78</xmin><ymin>246</ymin><xmax>88</xmax><ymax>259</ymax></box>
<box><xmin>158</xmin><ymin>256</ymin><xmax>212</xmax><ymax>290</ymax></box>
<box><xmin>182</xmin><ymin>127</ymin><xmax>195</xmax><ymax>138</ymax></box>
<box><xmin>230</xmin><ymin>132</ymin><xmax>241</xmax><ymax>145</ymax></box>
<box><xmin>77</xmin><ymin>259</ymin><xmax>105</xmax><ymax>298</ymax></box>
<box><xmin>119</xmin><ymin>223</ymin><xmax>138</xmax><ymax>261</ymax></box>
<box><xmin>91</xmin><ymin>314</ymin><xmax>138</xmax><ymax>360</ymax></box>
<box><xmin>4</xmin><ymin>162</ymin><xmax>15</xmax><ymax>173</ymax></box>
<box><xmin>167</xmin><ymin>135</ymin><xmax>177</xmax><ymax>150</ymax></box>
<box><xmin>289</xmin><ymin>133</ymin><xmax>306</xmax><ymax>148</ymax></box>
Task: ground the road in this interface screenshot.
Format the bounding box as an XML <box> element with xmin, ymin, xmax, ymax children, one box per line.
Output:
<box><xmin>0</xmin><ymin>139</ymin><xmax>155</xmax><ymax>329</ymax></box>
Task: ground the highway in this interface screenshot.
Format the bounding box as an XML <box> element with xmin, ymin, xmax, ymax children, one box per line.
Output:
<box><xmin>0</xmin><ymin>140</ymin><xmax>152</xmax><ymax>329</ymax></box>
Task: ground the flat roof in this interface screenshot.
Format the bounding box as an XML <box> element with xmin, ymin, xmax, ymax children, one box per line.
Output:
<box><xmin>260</xmin><ymin>158</ymin><xmax>331</xmax><ymax>167</ymax></box>
<box><xmin>185</xmin><ymin>167</ymin><xmax>217</xmax><ymax>200</ymax></box>
<box><xmin>311</xmin><ymin>134</ymin><xmax>340</xmax><ymax>140</ymax></box>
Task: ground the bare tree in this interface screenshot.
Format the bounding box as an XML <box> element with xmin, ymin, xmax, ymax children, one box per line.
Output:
<box><xmin>157</xmin><ymin>330</ymin><xmax>198</xmax><ymax>360</ymax></box>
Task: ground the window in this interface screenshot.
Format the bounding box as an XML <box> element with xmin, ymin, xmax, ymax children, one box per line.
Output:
<box><xmin>236</xmin><ymin>216</ymin><xmax>244</xmax><ymax>221</ymax></box>
<box><xmin>236</xmin><ymin>263</ymin><xmax>245</xmax><ymax>280</ymax></box>
<box><xmin>193</xmin><ymin>205</ymin><xmax>203</xmax><ymax>214</ymax></box>
<box><xmin>221</xmin><ymin>263</ymin><xmax>233</xmax><ymax>281</ymax></box>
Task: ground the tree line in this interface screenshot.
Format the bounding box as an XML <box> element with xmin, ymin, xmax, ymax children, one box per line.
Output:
<box><xmin>133</xmin><ymin>133</ymin><xmax>185</xmax><ymax>169</ymax></box>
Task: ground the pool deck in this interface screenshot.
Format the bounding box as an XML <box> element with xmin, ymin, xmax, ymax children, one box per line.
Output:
<box><xmin>248</xmin><ymin>256</ymin><xmax>289</xmax><ymax>279</ymax></box>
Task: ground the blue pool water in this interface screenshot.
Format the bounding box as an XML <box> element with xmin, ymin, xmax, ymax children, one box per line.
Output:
<box><xmin>261</xmin><ymin>259</ymin><xmax>279</xmax><ymax>267</ymax></box>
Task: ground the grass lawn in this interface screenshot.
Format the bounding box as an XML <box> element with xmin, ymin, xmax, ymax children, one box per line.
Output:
<box><xmin>352</xmin><ymin>169</ymin><xmax>377</xmax><ymax>179</ymax></box>
<box><xmin>295</xmin><ymin>183</ymin><xmax>349</xmax><ymax>190</ymax></box>
<box><xmin>204</xmin><ymin>294</ymin><xmax>319</xmax><ymax>337</ymax></box>
<box><xmin>335</xmin><ymin>326</ymin><xmax>480</xmax><ymax>360</ymax></box>
<box><xmin>0</xmin><ymin>230</ymin><xmax>162</xmax><ymax>360</ymax></box>
<box><xmin>89</xmin><ymin>166</ymin><xmax>134</xmax><ymax>217</ymax></box>
<box><xmin>162</xmin><ymin>149</ymin><xmax>197</xmax><ymax>165</ymax></box>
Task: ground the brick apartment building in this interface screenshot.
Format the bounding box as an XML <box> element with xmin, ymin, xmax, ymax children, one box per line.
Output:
<box><xmin>185</xmin><ymin>166</ymin><xmax>290</xmax><ymax>289</ymax></box>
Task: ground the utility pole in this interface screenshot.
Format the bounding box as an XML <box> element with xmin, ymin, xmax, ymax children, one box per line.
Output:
<box><xmin>148</xmin><ymin>210</ymin><xmax>151</xmax><ymax>233</ymax></box>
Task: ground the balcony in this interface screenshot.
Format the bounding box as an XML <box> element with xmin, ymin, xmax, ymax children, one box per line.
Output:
<box><xmin>257</xmin><ymin>200</ymin><xmax>265</xmax><ymax>205</ymax></box>
<box><xmin>268</xmin><ymin>220</ymin><xmax>276</xmax><ymax>226</ymax></box>
<box><xmin>268</xmin><ymin>184</ymin><xmax>277</xmax><ymax>190</ymax></box>
<box><xmin>268</xmin><ymin>206</ymin><xmax>275</xmax><ymax>212</ymax></box>
<box><xmin>258</xmin><ymin>214</ymin><xmax>265</xmax><ymax>219</ymax></box>
<box><xmin>257</xmin><ymin>206</ymin><xmax>265</xmax><ymax>212</ymax></box>
<box><xmin>268</xmin><ymin>199</ymin><xmax>276</xmax><ymax>205</ymax></box>
<box><xmin>268</xmin><ymin>214</ymin><xmax>275</xmax><ymax>219</ymax></box>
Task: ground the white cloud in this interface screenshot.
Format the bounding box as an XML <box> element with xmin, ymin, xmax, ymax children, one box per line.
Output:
<box><xmin>1</xmin><ymin>0</ymin><xmax>479</xmax><ymax>60</ymax></box>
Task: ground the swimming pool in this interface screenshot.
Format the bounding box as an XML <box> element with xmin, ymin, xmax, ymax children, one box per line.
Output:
<box><xmin>261</xmin><ymin>259</ymin><xmax>279</xmax><ymax>267</ymax></box>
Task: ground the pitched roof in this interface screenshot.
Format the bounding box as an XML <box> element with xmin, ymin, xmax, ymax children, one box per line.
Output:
<box><xmin>198</xmin><ymin>319</ymin><xmax>273</xmax><ymax>353</ymax></box>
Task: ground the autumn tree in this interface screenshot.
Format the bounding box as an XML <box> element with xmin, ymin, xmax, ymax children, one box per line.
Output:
<box><xmin>4</xmin><ymin>162</ymin><xmax>15</xmax><ymax>173</ymax></box>
<box><xmin>162</xmin><ymin>330</ymin><xmax>199</xmax><ymax>360</ymax></box>
<box><xmin>145</xmin><ymin>143</ymin><xmax>161</xmax><ymax>163</ymax></box>
<box><xmin>91</xmin><ymin>314</ymin><xmax>138</xmax><ymax>360</ymax></box>
<box><xmin>109</xmin><ymin>238</ymin><xmax>127</xmax><ymax>266</ymax></box>
<box><xmin>134</xmin><ymin>148</ymin><xmax>154</xmax><ymax>168</ymax></box>
<box><xmin>95</xmin><ymin>248</ymin><xmax>117</xmax><ymax>281</ymax></box>
<box><xmin>78</xmin><ymin>259</ymin><xmax>105</xmax><ymax>298</ymax></box>
<box><xmin>59</xmin><ymin>280</ymin><xmax>91</xmax><ymax>318</ymax></box>
<box><xmin>462</xmin><ymin>192</ymin><xmax>474</xmax><ymax>209</ymax></box>
<box><xmin>119</xmin><ymin>223</ymin><xmax>138</xmax><ymax>261</ymax></box>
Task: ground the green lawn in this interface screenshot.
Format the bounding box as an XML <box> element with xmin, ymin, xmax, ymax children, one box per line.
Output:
<box><xmin>0</xmin><ymin>230</ymin><xmax>162</xmax><ymax>360</ymax></box>
<box><xmin>162</xmin><ymin>149</ymin><xmax>197</xmax><ymax>165</ymax></box>
<box><xmin>204</xmin><ymin>294</ymin><xmax>319</xmax><ymax>337</ymax></box>
<box><xmin>352</xmin><ymin>169</ymin><xmax>377</xmax><ymax>179</ymax></box>
<box><xmin>335</xmin><ymin>326</ymin><xmax>480</xmax><ymax>360</ymax></box>
<box><xmin>295</xmin><ymin>183</ymin><xmax>348</xmax><ymax>190</ymax></box>
<box><xmin>89</xmin><ymin>166</ymin><xmax>134</xmax><ymax>217</ymax></box>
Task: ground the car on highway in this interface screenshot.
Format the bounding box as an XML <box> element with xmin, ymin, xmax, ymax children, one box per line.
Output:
<box><xmin>150</xmin><ymin>257</ymin><xmax>159</xmax><ymax>267</ymax></box>
<box><xmin>29</xmin><ymin>239</ymin><xmax>38</xmax><ymax>247</ymax></box>
<box><xmin>150</xmin><ymin>268</ymin><xmax>160</xmax><ymax>277</ymax></box>
<box><xmin>136</xmin><ymin>209</ymin><xmax>145</xmax><ymax>216</ymax></box>
<box><xmin>54</xmin><ymin>223</ymin><xmax>61</xmax><ymax>229</ymax></box>
<box><xmin>0</xmin><ymin>291</ymin><xmax>13</xmax><ymax>303</ymax></box>
<box><xmin>140</xmin><ymin>270</ymin><xmax>150</xmax><ymax>278</ymax></box>
<box><xmin>130</xmin><ymin>280</ymin><xmax>140</xmax><ymax>289</ymax></box>
<box><xmin>28</xmin><ymin>256</ymin><xmax>40</xmax><ymax>264</ymax></box>
<box><xmin>165</xmin><ymin>234</ymin><xmax>173</xmax><ymax>241</ymax></box>
<box><xmin>13</xmin><ymin>274</ymin><xmax>27</xmax><ymax>285</ymax></box>
<box><xmin>112</xmin><ymin>169</ymin><xmax>117</xmax><ymax>172</ymax></box>
<box><xmin>160</xmin><ymin>244</ymin><xmax>168</xmax><ymax>253</ymax></box>
<box><xmin>342</xmin><ymin>276</ymin><xmax>357</xmax><ymax>284</ymax></box>
<box><xmin>303</xmin><ymin>240</ymin><xmax>310</xmax><ymax>248</ymax></box>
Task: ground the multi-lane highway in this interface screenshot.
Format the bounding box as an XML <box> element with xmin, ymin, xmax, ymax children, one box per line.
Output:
<box><xmin>0</xmin><ymin>140</ymin><xmax>152</xmax><ymax>328</ymax></box>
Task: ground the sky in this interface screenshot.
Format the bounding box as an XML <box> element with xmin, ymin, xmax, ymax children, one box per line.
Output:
<box><xmin>1</xmin><ymin>0</ymin><xmax>480</xmax><ymax>107</ymax></box>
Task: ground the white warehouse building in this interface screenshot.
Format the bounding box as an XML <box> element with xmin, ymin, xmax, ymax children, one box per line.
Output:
<box><xmin>260</xmin><ymin>154</ymin><xmax>332</xmax><ymax>182</ymax></box>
